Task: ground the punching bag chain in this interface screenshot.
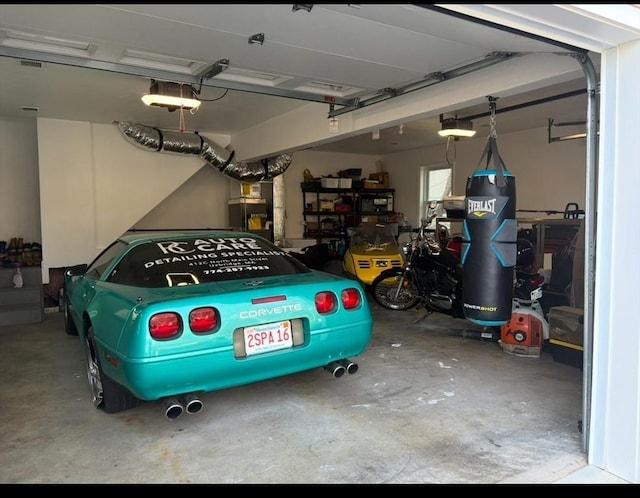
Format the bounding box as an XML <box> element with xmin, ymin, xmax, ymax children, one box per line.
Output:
<box><xmin>487</xmin><ymin>95</ymin><xmax>499</xmax><ymax>139</ymax></box>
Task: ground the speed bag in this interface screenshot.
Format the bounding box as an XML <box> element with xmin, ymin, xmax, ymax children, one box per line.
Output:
<box><xmin>461</xmin><ymin>170</ymin><xmax>517</xmax><ymax>326</ymax></box>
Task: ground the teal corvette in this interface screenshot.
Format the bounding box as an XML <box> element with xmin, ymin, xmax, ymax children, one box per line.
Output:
<box><xmin>63</xmin><ymin>230</ymin><xmax>373</xmax><ymax>419</ymax></box>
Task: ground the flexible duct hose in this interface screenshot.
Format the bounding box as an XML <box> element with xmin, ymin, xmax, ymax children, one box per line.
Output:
<box><xmin>116</xmin><ymin>121</ymin><xmax>292</xmax><ymax>181</ymax></box>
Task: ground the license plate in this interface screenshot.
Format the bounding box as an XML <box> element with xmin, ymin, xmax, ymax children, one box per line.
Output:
<box><xmin>243</xmin><ymin>320</ymin><xmax>293</xmax><ymax>356</ymax></box>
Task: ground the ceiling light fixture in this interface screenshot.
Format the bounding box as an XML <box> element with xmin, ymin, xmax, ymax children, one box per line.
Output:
<box><xmin>141</xmin><ymin>80</ymin><xmax>201</xmax><ymax>112</ymax></box>
<box><xmin>438</xmin><ymin>116</ymin><xmax>476</xmax><ymax>139</ymax></box>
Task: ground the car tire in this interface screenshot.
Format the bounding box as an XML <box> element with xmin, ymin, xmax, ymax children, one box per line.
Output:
<box><xmin>85</xmin><ymin>327</ymin><xmax>139</xmax><ymax>414</ymax></box>
<box><xmin>63</xmin><ymin>290</ymin><xmax>78</xmax><ymax>336</ymax></box>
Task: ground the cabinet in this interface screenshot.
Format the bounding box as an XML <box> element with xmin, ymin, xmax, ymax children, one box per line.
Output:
<box><xmin>301</xmin><ymin>183</ymin><xmax>395</xmax><ymax>244</ymax></box>
<box><xmin>0</xmin><ymin>266</ymin><xmax>44</xmax><ymax>327</ymax></box>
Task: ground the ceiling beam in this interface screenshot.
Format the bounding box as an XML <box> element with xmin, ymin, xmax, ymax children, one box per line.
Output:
<box><xmin>0</xmin><ymin>46</ymin><xmax>355</xmax><ymax>107</ymax></box>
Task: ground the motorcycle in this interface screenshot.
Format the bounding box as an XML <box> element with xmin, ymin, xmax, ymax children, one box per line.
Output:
<box><xmin>370</xmin><ymin>217</ymin><xmax>465</xmax><ymax>316</ymax></box>
<box><xmin>370</xmin><ymin>215</ymin><xmax>544</xmax><ymax>320</ymax></box>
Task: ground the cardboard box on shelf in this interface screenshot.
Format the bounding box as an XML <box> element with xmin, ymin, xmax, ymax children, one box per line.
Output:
<box><xmin>368</xmin><ymin>172</ymin><xmax>390</xmax><ymax>188</ymax></box>
<box><xmin>241</xmin><ymin>182</ymin><xmax>262</xmax><ymax>198</ymax></box>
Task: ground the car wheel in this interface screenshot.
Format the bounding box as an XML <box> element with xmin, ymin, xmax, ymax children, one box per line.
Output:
<box><xmin>85</xmin><ymin>327</ymin><xmax>139</xmax><ymax>414</ymax></box>
<box><xmin>63</xmin><ymin>291</ymin><xmax>78</xmax><ymax>336</ymax></box>
<box><xmin>371</xmin><ymin>273</ymin><xmax>420</xmax><ymax>310</ymax></box>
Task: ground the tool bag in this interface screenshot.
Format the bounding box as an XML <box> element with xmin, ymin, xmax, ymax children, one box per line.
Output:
<box><xmin>291</xmin><ymin>243</ymin><xmax>330</xmax><ymax>270</ymax></box>
<box><xmin>461</xmin><ymin>136</ymin><xmax>517</xmax><ymax>326</ymax></box>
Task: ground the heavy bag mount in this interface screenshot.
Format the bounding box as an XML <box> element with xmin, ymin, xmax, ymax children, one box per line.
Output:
<box><xmin>461</xmin><ymin>96</ymin><xmax>518</xmax><ymax>327</ymax></box>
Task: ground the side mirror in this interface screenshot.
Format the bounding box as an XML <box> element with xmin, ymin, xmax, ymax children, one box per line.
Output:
<box><xmin>65</xmin><ymin>263</ymin><xmax>88</xmax><ymax>277</ymax></box>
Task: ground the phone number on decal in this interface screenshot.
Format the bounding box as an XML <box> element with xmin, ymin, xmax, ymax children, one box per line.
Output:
<box><xmin>203</xmin><ymin>265</ymin><xmax>269</xmax><ymax>274</ymax></box>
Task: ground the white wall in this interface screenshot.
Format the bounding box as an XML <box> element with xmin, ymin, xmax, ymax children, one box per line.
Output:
<box><xmin>34</xmin><ymin>118</ymin><xmax>231</xmax><ymax>283</ymax></box>
<box><xmin>0</xmin><ymin>117</ymin><xmax>40</xmax><ymax>244</ymax></box>
<box><xmin>375</xmin><ymin>126</ymin><xmax>586</xmax><ymax>229</ymax></box>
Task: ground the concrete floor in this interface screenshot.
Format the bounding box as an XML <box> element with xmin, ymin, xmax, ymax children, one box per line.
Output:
<box><xmin>0</xmin><ymin>296</ymin><xmax>626</xmax><ymax>484</ymax></box>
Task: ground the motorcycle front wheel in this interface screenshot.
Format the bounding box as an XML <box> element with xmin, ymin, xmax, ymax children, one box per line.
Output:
<box><xmin>371</xmin><ymin>272</ymin><xmax>420</xmax><ymax>310</ymax></box>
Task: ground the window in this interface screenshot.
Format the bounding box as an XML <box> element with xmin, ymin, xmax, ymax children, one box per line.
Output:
<box><xmin>419</xmin><ymin>165</ymin><xmax>452</xmax><ymax>227</ymax></box>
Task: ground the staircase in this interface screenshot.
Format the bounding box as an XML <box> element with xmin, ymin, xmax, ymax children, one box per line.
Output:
<box><xmin>0</xmin><ymin>267</ymin><xmax>44</xmax><ymax>327</ymax></box>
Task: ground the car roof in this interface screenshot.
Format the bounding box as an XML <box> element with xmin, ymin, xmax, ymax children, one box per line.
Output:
<box><xmin>118</xmin><ymin>229</ymin><xmax>258</xmax><ymax>245</ymax></box>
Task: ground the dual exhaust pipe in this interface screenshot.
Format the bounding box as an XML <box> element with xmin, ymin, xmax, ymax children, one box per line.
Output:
<box><xmin>324</xmin><ymin>358</ymin><xmax>359</xmax><ymax>378</ymax></box>
<box><xmin>163</xmin><ymin>393</ymin><xmax>203</xmax><ymax>420</ymax></box>
<box><xmin>163</xmin><ymin>360</ymin><xmax>358</xmax><ymax>418</ymax></box>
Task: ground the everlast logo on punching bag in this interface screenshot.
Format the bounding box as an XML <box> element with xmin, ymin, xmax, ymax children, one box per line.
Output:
<box><xmin>467</xmin><ymin>196</ymin><xmax>502</xmax><ymax>218</ymax></box>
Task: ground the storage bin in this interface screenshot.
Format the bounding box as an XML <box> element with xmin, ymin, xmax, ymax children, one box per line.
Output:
<box><xmin>548</xmin><ymin>306</ymin><xmax>584</xmax><ymax>346</ymax></box>
<box><xmin>443</xmin><ymin>195</ymin><xmax>465</xmax><ymax>218</ymax></box>
<box><xmin>310</xmin><ymin>200</ymin><xmax>335</xmax><ymax>211</ymax></box>
<box><xmin>338</xmin><ymin>178</ymin><xmax>352</xmax><ymax>189</ymax></box>
<box><xmin>549</xmin><ymin>338</ymin><xmax>583</xmax><ymax>369</ymax></box>
<box><xmin>320</xmin><ymin>199</ymin><xmax>335</xmax><ymax>211</ymax></box>
<box><xmin>321</xmin><ymin>177</ymin><xmax>339</xmax><ymax>188</ymax></box>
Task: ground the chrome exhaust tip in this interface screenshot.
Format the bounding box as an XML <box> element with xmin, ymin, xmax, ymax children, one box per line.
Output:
<box><xmin>324</xmin><ymin>361</ymin><xmax>346</xmax><ymax>378</ymax></box>
<box><xmin>182</xmin><ymin>393</ymin><xmax>204</xmax><ymax>415</ymax></box>
<box><xmin>163</xmin><ymin>397</ymin><xmax>184</xmax><ymax>420</ymax></box>
<box><xmin>337</xmin><ymin>358</ymin><xmax>358</xmax><ymax>374</ymax></box>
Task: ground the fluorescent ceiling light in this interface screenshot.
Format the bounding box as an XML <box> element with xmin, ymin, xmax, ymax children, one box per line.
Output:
<box><xmin>141</xmin><ymin>80</ymin><xmax>201</xmax><ymax>111</ymax></box>
<box><xmin>438</xmin><ymin>118</ymin><xmax>476</xmax><ymax>138</ymax></box>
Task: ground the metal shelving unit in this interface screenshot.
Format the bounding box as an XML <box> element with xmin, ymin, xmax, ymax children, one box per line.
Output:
<box><xmin>301</xmin><ymin>183</ymin><xmax>395</xmax><ymax>245</ymax></box>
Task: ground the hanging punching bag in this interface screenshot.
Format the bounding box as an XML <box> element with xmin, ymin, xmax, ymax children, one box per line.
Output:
<box><xmin>461</xmin><ymin>135</ymin><xmax>517</xmax><ymax>326</ymax></box>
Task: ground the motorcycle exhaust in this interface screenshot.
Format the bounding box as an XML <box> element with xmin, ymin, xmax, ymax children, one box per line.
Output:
<box><xmin>181</xmin><ymin>393</ymin><xmax>204</xmax><ymax>415</ymax></box>
<box><xmin>324</xmin><ymin>361</ymin><xmax>346</xmax><ymax>378</ymax></box>
<box><xmin>337</xmin><ymin>358</ymin><xmax>358</xmax><ymax>375</ymax></box>
<box><xmin>163</xmin><ymin>397</ymin><xmax>185</xmax><ymax>420</ymax></box>
<box><xmin>428</xmin><ymin>293</ymin><xmax>453</xmax><ymax>311</ymax></box>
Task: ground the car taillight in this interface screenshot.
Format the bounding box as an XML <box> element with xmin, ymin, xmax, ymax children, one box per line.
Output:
<box><xmin>315</xmin><ymin>291</ymin><xmax>337</xmax><ymax>314</ymax></box>
<box><xmin>341</xmin><ymin>288</ymin><xmax>362</xmax><ymax>310</ymax></box>
<box><xmin>149</xmin><ymin>312</ymin><xmax>181</xmax><ymax>339</ymax></box>
<box><xmin>189</xmin><ymin>307</ymin><xmax>219</xmax><ymax>333</ymax></box>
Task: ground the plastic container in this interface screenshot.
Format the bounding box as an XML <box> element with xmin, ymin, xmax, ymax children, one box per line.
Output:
<box><xmin>338</xmin><ymin>178</ymin><xmax>352</xmax><ymax>189</ymax></box>
<box><xmin>346</xmin><ymin>168</ymin><xmax>362</xmax><ymax>178</ymax></box>
<box><xmin>549</xmin><ymin>338</ymin><xmax>583</xmax><ymax>369</ymax></box>
<box><xmin>321</xmin><ymin>177</ymin><xmax>339</xmax><ymax>188</ymax></box>
<box><xmin>13</xmin><ymin>267</ymin><xmax>24</xmax><ymax>288</ymax></box>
